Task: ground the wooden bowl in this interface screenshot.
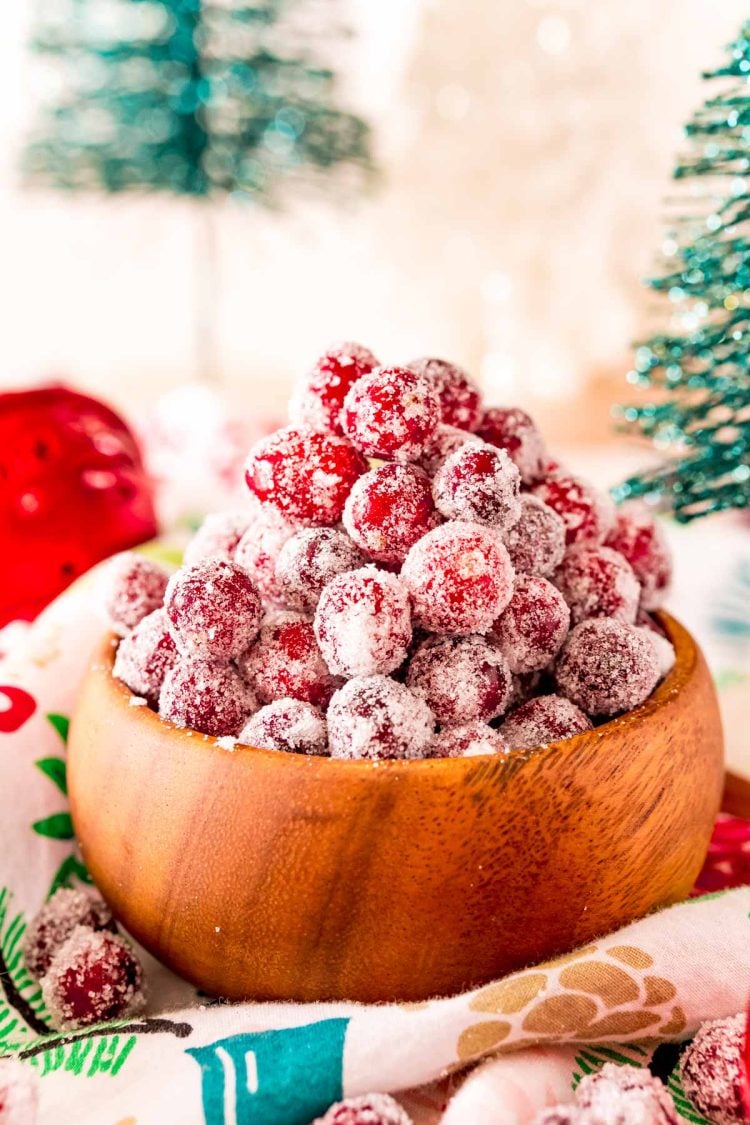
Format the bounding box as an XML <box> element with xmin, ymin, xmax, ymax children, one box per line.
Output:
<box><xmin>67</xmin><ymin>613</ymin><xmax>723</xmax><ymax>1004</ymax></box>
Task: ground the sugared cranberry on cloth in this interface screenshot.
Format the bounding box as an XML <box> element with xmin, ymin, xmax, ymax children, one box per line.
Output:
<box><xmin>680</xmin><ymin>1014</ymin><xmax>747</xmax><ymax>1125</ymax></box>
<box><xmin>183</xmin><ymin>509</ymin><xmax>254</xmax><ymax>567</ymax></box>
<box><xmin>492</xmin><ymin>575</ymin><xmax>570</xmax><ymax>674</ymax></box>
<box><xmin>433</xmin><ymin>443</ymin><xmax>521</xmax><ymax>530</ymax></box>
<box><xmin>0</xmin><ymin>1059</ymin><xmax>38</xmax><ymax>1123</ymax></box>
<box><xmin>290</xmin><ymin>342</ymin><xmax>379</xmax><ymax>434</ymax></box>
<box><xmin>275</xmin><ymin>528</ymin><xmax>365</xmax><ymax>613</ymax></box>
<box><xmin>234</xmin><ymin>508</ymin><xmax>295</xmax><ymax>602</ymax></box>
<box><xmin>500</xmin><ymin>694</ymin><xmax>592</xmax><ymax>750</ymax></box>
<box><xmin>238</xmin><ymin>612</ymin><xmax>341</xmax><ymax>709</ymax></box>
<box><xmin>429</xmin><ymin>720</ymin><xmax>510</xmax><ymax>758</ymax></box>
<box><xmin>503</xmin><ymin>494</ymin><xmax>566</xmax><ymax>577</ymax></box>
<box><xmin>407</xmin><ymin>356</ymin><xmax>483</xmax><ymax>431</ymax></box>
<box><xmin>554</xmin><ymin>544</ymin><xmax>640</xmax><ymax>625</ymax></box>
<box><xmin>401</xmin><ymin>521</ymin><xmax>515</xmax><ymax>634</ymax></box>
<box><xmin>605</xmin><ymin>501</ymin><xmax>673</xmax><ymax>610</ymax></box>
<box><xmin>476</xmin><ymin>406</ymin><xmax>547</xmax><ymax>483</ymax></box>
<box><xmin>406</xmin><ymin>634</ymin><xmax>512</xmax><ymax>726</ymax></box>
<box><xmin>104</xmin><ymin>552</ymin><xmax>169</xmax><ymax>636</ymax></box>
<box><xmin>328</xmin><ymin>675</ymin><xmax>434</xmax><ymax>760</ymax></box>
<box><xmin>555</xmin><ymin>619</ymin><xmax>660</xmax><ymax>716</ymax></box>
<box><xmin>530</xmin><ymin>473</ymin><xmax>615</xmax><ymax>546</ymax></box>
<box><xmin>41</xmin><ymin>926</ymin><xmax>146</xmax><ymax>1031</ymax></box>
<box><xmin>159</xmin><ymin>659</ymin><xmax>256</xmax><ymax>737</ymax></box>
<box><xmin>342</xmin><ymin>366</ymin><xmax>441</xmax><ymax>462</ymax></box>
<box><xmin>165</xmin><ymin>558</ymin><xmax>262</xmax><ymax>660</ymax></box>
<box><xmin>114</xmin><ymin>608</ymin><xmax>178</xmax><ymax>703</ymax></box>
<box><xmin>239</xmin><ymin>698</ymin><xmax>328</xmax><ymax>755</ymax></box>
<box><xmin>244</xmin><ymin>425</ymin><xmax>366</xmax><ymax>526</ymax></box>
<box><xmin>417</xmin><ymin>424</ymin><xmax>483</xmax><ymax>476</ymax></box>
<box><xmin>312</xmin><ymin>1092</ymin><xmax>413</xmax><ymax>1125</ymax></box>
<box><xmin>343</xmin><ymin>463</ymin><xmax>439</xmax><ymax>565</ymax></box>
<box><xmin>23</xmin><ymin>886</ymin><xmax>116</xmax><ymax>979</ymax></box>
<box><xmin>314</xmin><ymin>568</ymin><xmax>412</xmax><ymax>678</ymax></box>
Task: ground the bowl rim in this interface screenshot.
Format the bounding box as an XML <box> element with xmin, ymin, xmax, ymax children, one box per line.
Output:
<box><xmin>95</xmin><ymin>610</ymin><xmax>695</xmax><ymax>775</ymax></box>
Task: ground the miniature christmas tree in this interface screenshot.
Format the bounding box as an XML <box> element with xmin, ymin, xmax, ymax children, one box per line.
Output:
<box><xmin>615</xmin><ymin>21</ymin><xmax>750</xmax><ymax>520</ymax></box>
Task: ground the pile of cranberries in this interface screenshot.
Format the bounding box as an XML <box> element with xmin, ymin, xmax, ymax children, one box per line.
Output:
<box><xmin>110</xmin><ymin>344</ymin><xmax>674</xmax><ymax>761</ymax></box>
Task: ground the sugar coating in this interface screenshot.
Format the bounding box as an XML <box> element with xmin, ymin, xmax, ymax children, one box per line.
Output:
<box><xmin>239</xmin><ymin>698</ymin><xmax>328</xmax><ymax>755</ymax></box>
<box><xmin>183</xmin><ymin>510</ymin><xmax>254</xmax><ymax>567</ymax></box>
<box><xmin>680</xmin><ymin>1014</ymin><xmax>746</xmax><ymax>1125</ymax></box>
<box><xmin>429</xmin><ymin>721</ymin><xmax>510</xmax><ymax>758</ymax></box>
<box><xmin>555</xmin><ymin>619</ymin><xmax>660</xmax><ymax>716</ymax></box>
<box><xmin>576</xmin><ymin>1064</ymin><xmax>678</xmax><ymax>1125</ymax></box>
<box><xmin>401</xmin><ymin>521</ymin><xmax>515</xmax><ymax>634</ymax></box>
<box><xmin>500</xmin><ymin>694</ymin><xmax>592</xmax><ymax>750</ymax></box>
<box><xmin>433</xmin><ymin>443</ymin><xmax>521</xmax><ymax>530</ymax></box>
<box><xmin>235</xmin><ymin>508</ymin><xmax>296</xmax><ymax>602</ymax></box>
<box><xmin>407</xmin><ymin>356</ymin><xmax>483</xmax><ymax>431</ymax></box>
<box><xmin>105</xmin><ymin>553</ymin><xmax>169</xmax><ymax>636</ymax></box>
<box><xmin>275</xmin><ymin>528</ymin><xmax>365</xmax><ymax>612</ymax></box>
<box><xmin>328</xmin><ymin>675</ymin><xmax>435</xmax><ymax>760</ymax></box>
<box><xmin>554</xmin><ymin>544</ymin><xmax>640</xmax><ymax>625</ymax></box>
<box><xmin>238</xmin><ymin>612</ymin><xmax>341</xmax><ymax>709</ymax></box>
<box><xmin>341</xmin><ymin>366</ymin><xmax>441</xmax><ymax>462</ymax></box>
<box><xmin>638</xmin><ymin>627</ymin><xmax>676</xmax><ymax>678</ymax></box>
<box><xmin>417</xmin><ymin>424</ymin><xmax>484</xmax><ymax>476</ymax></box>
<box><xmin>492</xmin><ymin>575</ymin><xmax>570</xmax><ymax>674</ymax></box>
<box><xmin>245</xmin><ymin>425</ymin><xmax>367</xmax><ymax>526</ymax></box>
<box><xmin>406</xmin><ymin>634</ymin><xmax>512</xmax><ymax>726</ymax></box>
<box><xmin>113</xmin><ymin>608</ymin><xmax>178</xmax><ymax>703</ymax></box>
<box><xmin>41</xmin><ymin>925</ymin><xmax>146</xmax><ymax>1031</ymax></box>
<box><xmin>289</xmin><ymin>342</ymin><xmax>379</xmax><ymax>434</ymax></box>
<box><xmin>23</xmin><ymin>886</ymin><xmax>116</xmax><ymax>979</ymax></box>
<box><xmin>606</xmin><ymin>502</ymin><xmax>673</xmax><ymax>610</ymax></box>
<box><xmin>504</xmin><ymin>494</ymin><xmax>567</xmax><ymax>577</ymax></box>
<box><xmin>344</xmin><ymin>463</ymin><xmax>440</xmax><ymax>565</ymax></box>
<box><xmin>314</xmin><ymin>567</ymin><xmax>412</xmax><ymax>678</ymax></box>
<box><xmin>165</xmin><ymin>558</ymin><xmax>262</xmax><ymax>660</ymax></box>
<box><xmin>0</xmin><ymin>1059</ymin><xmax>38</xmax><ymax>1123</ymax></box>
<box><xmin>476</xmin><ymin>406</ymin><xmax>547</xmax><ymax>483</ymax></box>
<box><xmin>530</xmin><ymin>474</ymin><xmax>615</xmax><ymax>546</ymax></box>
<box><xmin>160</xmin><ymin>658</ymin><xmax>256</xmax><ymax>737</ymax></box>
<box><xmin>312</xmin><ymin>1092</ymin><xmax>413</xmax><ymax>1125</ymax></box>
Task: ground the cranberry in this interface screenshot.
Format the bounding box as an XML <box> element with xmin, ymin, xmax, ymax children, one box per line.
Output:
<box><xmin>577</xmin><ymin>1064</ymin><xmax>677</xmax><ymax>1125</ymax></box>
<box><xmin>159</xmin><ymin>658</ymin><xmax>256</xmax><ymax>737</ymax></box>
<box><xmin>165</xmin><ymin>559</ymin><xmax>262</xmax><ymax>659</ymax></box>
<box><xmin>500</xmin><ymin>694</ymin><xmax>591</xmax><ymax>750</ymax></box>
<box><xmin>23</xmin><ymin>887</ymin><xmax>116</xmax><ymax>980</ymax></box>
<box><xmin>680</xmin><ymin>1015</ymin><xmax>745</xmax><ymax>1125</ymax></box>
<box><xmin>275</xmin><ymin>528</ymin><xmax>365</xmax><ymax>612</ymax></box>
<box><xmin>555</xmin><ymin>619</ymin><xmax>660</xmax><ymax>716</ymax></box>
<box><xmin>183</xmin><ymin>509</ymin><xmax>254</xmax><ymax>567</ymax></box>
<box><xmin>343</xmin><ymin>463</ymin><xmax>439</xmax><ymax>565</ymax></box>
<box><xmin>637</xmin><ymin>626</ymin><xmax>675</xmax><ymax>678</ymax></box>
<box><xmin>105</xmin><ymin>553</ymin><xmax>168</xmax><ymax>636</ymax></box>
<box><xmin>417</xmin><ymin>424</ymin><xmax>483</xmax><ymax>476</ymax></box>
<box><xmin>476</xmin><ymin>407</ymin><xmax>546</xmax><ymax>483</ymax></box>
<box><xmin>289</xmin><ymin>343</ymin><xmax>379</xmax><ymax>434</ymax></box>
<box><xmin>401</xmin><ymin>521</ymin><xmax>515</xmax><ymax>634</ymax></box>
<box><xmin>406</xmin><ymin>635</ymin><xmax>512</xmax><ymax>726</ymax></box>
<box><xmin>328</xmin><ymin>675</ymin><xmax>434</xmax><ymax>760</ymax></box>
<box><xmin>245</xmin><ymin>425</ymin><xmax>366</xmax><ymax>526</ymax></box>
<box><xmin>238</xmin><ymin>613</ymin><xmax>341</xmax><ymax>709</ymax></box>
<box><xmin>605</xmin><ymin>501</ymin><xmax>672</xmax><ymax>610</ymax></box>
<box><xmin>234</xmin><ymin>508</ymin><xmax>295</xmax><ymax>602</ymax></box>
<box><xmin>41</xmin><ymin>926</ymin><xmax>145</xmax><ymax>1031</ymax></box>
<box><xmin>554</xmin><ymin>544</ymin><xmax>640</xmax><ymax>625</ymax></box>
<box><xmin>113</xmin><ymin>608</ymin><xmax>178</xmax><ymax>703</ymax></box>
<box><xmin>341</xmin><ymin>366</ymin><xmax>440</xmax><ymax>462</ymax></box>
<box><xmin>407</xmin><ymin>357</ymin><xmax>482</xmax><ymax>431</ymax></box>
<box><xmin>530</xmin><ymin>474</ymin><xmax>614</xmax><ymax>546</ymax></box>
<box><xmin>239</xmin><ymin>698</ymin><xmax>328</xmax><ymax>755</ymax></box>
<box><xmin>432</xmin><ymin>443</ymin><xmax>521</xmax><ymax>529</ymax></box>
<box><xmin>503</xmin><ymin>494</ymin><xmax>566</xmax><ymax>577</ymax></box>
<box><xmin>492</xmin><ymin>575</ymin><xmax>570</xmax><ymax>673</ymax></box>
<box><xmin>314</xmin><ymin>567</ymin><xmax>412</xmax><ymax>678</ymax></box>
<box><xmin>312</xmin><ymin>1092</ymin><xmax>413</xmax><ymax>1125</ymax></box>
<box><xmin>429</xmin><ymin>721</ymin><xmax>510</xmax><ymax>758</ymax></box>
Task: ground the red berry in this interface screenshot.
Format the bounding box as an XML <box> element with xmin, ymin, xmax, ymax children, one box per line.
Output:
<box><xmin>492</xmin><ymin>575</ymin><xmax>570</xmax><ymax>674</ymax></box>
<box><xmin>555</xmin><ymin>619</ymin><xmax>660</xmax><ymax>716</ymax></box>
<box><xmin>238</xmin><ymin>613</ymin><xmax>341</xmax><ymax>709</ymax></box>
<box><xmin>165</xmin><ymin>559</ymin><xmax>262</xmax><ymax>659</ymax></box>
<box><xmin>406</xmin><ymin>635</ymin><xmax>512</xmax><ymax>726</ymax></box>
<box><xmin>328</xmin><ymin>675</ymin><xmax>434</xmax><ymax>760</ymax></box>
<box><xmin>503</xmin><ymin>495</ymin><xmax>566</xmax><ymax>577</ymax></box>
<box><xmin>41</xmin><ymin>926</ymin><xmax>145</xmax><ymax>1031</ymax></box>
<box><xmin>408</xmin><ymin>357</ymin><xmax>482</xmax><ymax>431</ymax></box>
<box><xmin>554</xmin><ymin>544</ymin><xmax>640</xmax><ymax>625</ymax></box>
<box><xmin>476</xmin><ymin>407</ymin><xmax>546</xmax><ymax>483</ymax></box>
<box><xmin>312</xmin><ymin>1093</ymin><xmax>413</xmax><ymax>1125</ymax></box>
<box><xmin>275</xmin><ymin>528</ymin><xmax>365</xmax><ymax>612</ymax></box>
<box><xmin>530</xmin><ymin>474</ymin><xmax>614</xmax><ymax>546</ymax></box>
<box><xmin>402</xmin><ymin>522</ymin><xmax>515</xmax><ymax>634</ymax></box>
<box><xmin>429</xmin><ymin>721</ymin><xmax>510</xmax><ymax>758</ymax></box>
<box><xmin>239</xmin><ymin>698</ymin><xmax>328</xmax><ymax>755</ymax></box>
<box><xmin>245</xmin><ymin>425</ymin><xmax>367</xmax><ymax>526</ymax></box>
<box><xmin>578</xmin><ymin>1064</ymin><xmax>677</xmax><ymax>1125</ymax></box>
<box><xmin>234</xmin><ymin>508</ymin><xmax>295</xmax><ymax>603</ymax></box>
<box><xmin>183</xmin><ymin>510</ymin><xmax>254</xmax><ymax>567</ymax></box>
<box><xmin>417</xmin><ymin>424</ymin><xmax>483</xmax><ymax>476</ymax></box>
<box><xmin>290</xmin><ymin>343</ymin><xmax>379</xmax><ymax>434</ymax></box>
<box><xmin>342</xmin><ymin>366</ymin><xmax>440</xmax><ymax>462</ymax></box>
<box><xmin>113</xmin><ymin>608</ymin><xmax>178</xmax><ymax>703</ymax></box>
<box><xmin>343</xmin><ymin>463</ymin><xmax>440</xmax><ymax>565</ymax></box>
<box><xmin>432</xmin><ymin>443</ymin><xmax>521</xmax><ymax>529</ymax></box>
<box><xmin>314</xmin><ymin>568</ymin><xmax>412</xmax><ymax>678</ymax></box>
<box><xmin>637</xmin><ymin>625</ymin><xmax>675</xmax><ymax>678</ymax></box>
<box><xmin>680</xmin><ymin>1015</ymin><xmax>745</xmax><ymax>1125</ymax></box>
<box><xmin>605</xmin><ymin>502</ymin><xmax>672</xmax><ymax>610</ymax></box>
<box><xmin>105</xmin><ymin>553</ymin><xmax>169</xmax><ymax>636</ymax></box>
<box><xmin>500</xmin><ymin>694</ymin><xmax>591</xmax><ymax>750</ymax></box>
<box><xmin>159</xmin><ymin>658</ymin><xmax>256</xmax><ymax>737</ymax></box>
<box><xmin>23</xmin><ymin>887</ymin><xmax>116</xmax><ymax>980</ymax></box>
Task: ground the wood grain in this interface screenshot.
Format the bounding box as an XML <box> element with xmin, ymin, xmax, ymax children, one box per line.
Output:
<box><xmin>67</xmin><ymin>613</ymin><xmax>724</xmax><ymax>1003</ymax></box>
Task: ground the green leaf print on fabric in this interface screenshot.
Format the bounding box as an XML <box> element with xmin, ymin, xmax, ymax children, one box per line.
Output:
<box><xmin>32</xmin><ymin>813</ymin><xmax>74</xmax><ymax>841</ymax></box>
<box><xmin>34</xmin><ymin>757</ymin><xmax>68</xmax><ymax>795</ymax></box>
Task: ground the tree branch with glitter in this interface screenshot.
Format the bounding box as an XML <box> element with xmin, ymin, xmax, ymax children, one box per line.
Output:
<box><xmin>615</xmin><ymin>21</ymin><xmax>750</xmax><ymax>520</ymax></box>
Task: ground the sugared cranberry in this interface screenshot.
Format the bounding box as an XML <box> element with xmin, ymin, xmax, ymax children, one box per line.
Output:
<box><xmin>554</xmin><ymin>544</ymin><xmax>640</xmax><ymax>625</ymax></box>
<box><xmin>341</xmin><ymin>366</ymin><xmax>440</xmax><ymax>462</ymax></box>
<box><xmin>239</xmin><ymin>698</ymin><xmax>328</xmax><ymax>755</ymax></box>
<box><xmin>238</xmin><ymin>612</ymin><xmax>341</xmax><ymax>709</ymax></box>
<box><xmin>343</xmin><ymin>463</ymin><xmax>440</xmax><ymax>565</ymax></box>
<box><xmin>680</xmin><ymin>1014</ymin><xmax>745</xmax><ymax>1125</ymax></box>
<box><xmin>407</xmin><ymin>357</ymin><xmax>483</xmax><ymax>431</ymax></box>
<box><xmin>328</xmin><ymin>675</ymin><xmax>434</xmax><ymax>760</ymax></box>
<box><xmin>0</xmin><ymin>1059</ymin><xmax>38</xmax><ymax>1122</ymax></box>
<box><xmin>491</xmin><ymin>575</ymin><xmax>570</xmax><ymax>674</ymax></box>
<box><xmin>234</xmin><ymin>508</ymin><xmax>295</xmax><ymax>602</ymax></box>
<box><xmin>605</xmin><ymin>502</ymin><xmax>672</xmax><ymax>610</ymax></box>
<box><xmin>159</xmin><ymin>658</ymin><xmax>256</xmax><ymax>737</ymax></box>
<box><xmin>555</xmin><ymin>619</ymin><xmax>660</xmax><ymax>716</ymax></box>
<box><xmin>637</xmin><ymin>626</ymin><xmax>675</xmax><ymax>678</ymax></box>
<box><xmin>165</xmin><ymin>558</ymin><xmax>262</xmax><ymax>659</ymax></box>
<box><xmin>406</xmin><ymin>635</ymin><xmax>512</xmax><ymax>726</ymax></box>
<box><xmin>429</xmin><ymin>721</ymin><xmax>510</xmax><ymax>758</ymax></box>
<box><xmin>503</xmin><ymin>495</ymin><xmax>566</xmax><ymax>577</ymax></box>
<box><xmin>113</xmin><ymin>608</ymin><xmax>178</xmax><ymax>703</ymax></box>
<box><xmin>105</xmin><ymin>553</ymin><xmax>169</xmax><ymax>636</ymax></box>
<box><xmin>577</xmin><ymin>1064</ymin><xmax>677</xmax><ymax>1125</ymax></box>
<box><xmin>312</xmin><ymin>1092</ymin><xmax>413</xmax><ymax>1125</ymax></box>
<box><xmin>183</xmin><ymin>510</ymin><xmax>254</xmax><ymax>567</ymax></box>
<box><xmin>314</xmin><ymin>568</ymin><xmax>412</xmax><ymax>678</ymax></box>
<box><xmin>245</xmin><ymin>426</ymin><xmax>367</xmax><ymax>526</ymax></box>
<box><xmin>275</xmin><ymin>528</ymin><xmax>365</xmax><ymax>612</ymax></box>
<box><xmin>433</xmin><ymin>444</ymin><xmax>521</xmax><ymax>530</ymax></box>
<box><xmin>500</xmin><ymin>694</ymin><xmax>591</xmax><ymax>750</ymax></box>
<box><xmin>289</xmin><ymin>343</ymin><xmax>379</xmax><ymax>434</ymax></box>
<box><xmin>23</xmin><ymin>886</ymin><xmax>116</xmax><ymax>979</ymax></box>
<box><xmin>417</xmin><ymin>424</ymin><xmax>483</xmax><ymax>476</ymax></box>
<box><xmin>401</xmin><ymin>521</ymin><xmax>515</xmax><ymax>634</ymax></box>
<box><xmin>41</xmin><ymin>926</ymin><xmax>145</xmax><ymax>1031</ymax></box>
<box><xmin>530</xmin><ymin>474</ymin><xmax>614</xmax><ymax>546</ymax></box>
<box><xmin>476</xmin><ymin>407</ymin><xmax>546</xmax><ymax>483</ymax></box>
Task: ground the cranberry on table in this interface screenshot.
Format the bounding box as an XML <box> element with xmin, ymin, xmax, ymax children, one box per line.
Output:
<box><xmin>343</xmin><ymin>463</ymin><xmax>439</xmax><ymax>565</ymax></box>
<box><xmin>554</xmin><ymin>544</ymin><xmax>640</xmax><ymax>625</ymax></box>
<box><xmin>23</xmin><ymin>886</ymin><xmax>116</xmax><ymax>980</ymax></box>
<box><xmin>239</xmin><ymin>698</ymin><xmax>328</xmax><ymax>755</ymax></box>
<box><xmin>417</xmin><ymin>424</ymin><xmax>483</xmax><ymax>476</ymax></box>
<box><xmin>605</xmin><ymin>501</ymin><xmax>672</xmax><ymax>610</ymax></box>
<box><xmin>234</xmin><ymin>508</ymin><xmax>295</xmax><ymax>603</ymax></box>
<box><xmin>432</xmin><ymin>443</ymin><xmax>521</xmax><ymax>530</ymax></box>
<box><xmin>500</xmin><ymin>694</ymin><xmax>592</xmax><ymax>750</ymax></box>
<box><xmin>105</xmin><ymin>553</ymin><xmax>169</xmax><ymax>636</ymax></box>
<box><xmin>328</xmin><ymin>675</ymin><xmax>434</xmax><ymax>760</ymax></box>
<box><xmin>314</xmin><ymin>567</ymin><xmax>412</xmax><ymax>678</ymax></box>
<box><xmin>680</xmin><ymin>1014</ymin><xmax>746</xmax><ymax>1125</ymax></box>
<box><xmin>41</xmin><ymin>926</ymin><xmax>145</xmax><ymax>1031</ymax></box>
<box><xmin>159</xmin><ymin>658</ymin><xmax>256</xmax><ymax>737</ymax></box>
<box><xmin>113</xmin><ymin>608</ymin><xmax>178</xmax><ymax>703</ymax></box>
<box><xmin>183</xmin><ymin>510</ymin><xmax>254</xmax><ymax>567</ymax></box>
<box><xmin>165</xmin><ymin>558</ymin><xmax>262</xmax><ymax>660</ymax></box>
<box><xmin>430</xmin><ymin>721</ymin><xmax>510</xmax><ymax>758</ymax></box>
<box><xmin>313</xmin><ymin>1092</ymin><xmax>413</xmax><ymax>1125</ymax></box>
<box><xmin>245</xmin><ymin>425</ymin><xmax>367</xmax><ymax>526</ymax></box>
<box><xmin>402</xmin><ymin>521</ymin><xmax>515</xmax><ymax>634</ymax></box>
<box><xmin>492</xmin><ymin>575</ymin><xmax>570</xmax><ymax>674</ymax></box>
<box><xmin>407</xmin><ymin>356</ymin><xmax>483</xmax><ymax>431</ymax></box>
<box><xmin>275</xmin><ymin>528</ymin><xmax>365</xmax><ymax>613</ymax></box>
<box><xmin>289</xmin><ymin>342</ymin><xmax>379</xmax><ymax>434</ymax></box>
<box><xmin>555</xmin><ymin>619</ymin><xmax>660</xmax><ymax>716</ymax></box>
<box><xmin>238</xmin><ymin>612</ymin><xmax>341</xmax><ymax>709</ymax></box>
<box><xmin>406</xmin><ymin>635</ymin><xmax>512</xmax><ymax>726</ymax></box>
<box><xmin>341</xmin><ymin>366</ymin><xmax>441</xmax><ymax>461</ymax></box>
<box><xmin>530</xmin><ymin>474</ymin><xmax>615</xmax><ymax>546</ymax></box>
<box><xmin>503</xmin><ymin>494</ymin><xmax>566</xmax><ymax>577</ymax></box>
<box><xmin>476</xmin><ymin>406</ymin><xmax>546</xmax><ymax>483</ymax></box>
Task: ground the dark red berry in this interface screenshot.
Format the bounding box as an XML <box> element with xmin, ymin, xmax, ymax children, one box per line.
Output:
<box><xmin>342</xmin><ymin>366</ymin><xmax>440</xmax><ymax>462</ymax></box>
<box><xmin>159</xmin><ymin>658</ymin><xmax>256</xmax><ymax>737</ymax></box>
<box><xmin>500</xmin><ymin>694</ymin><xmax>591</xmax><ymax>750</ymax></box>
<box><xmin>343</xmin><ymin>463</ymin><xmax>439</xmax><ymax>565</ymax></box>
<box><xmin>105</xmin><ymin>553</ymin><xmax>169</xmax><ymax>636</ymax></box>
<box><xmin>530</xmin><ymin>474</ymin><xmax>614</xmax><ymax>546</ymax></box>
<box><xmin>554</xmin><ymin>544</ymin><xmax>640</xmax><ymax>625</ymax></box>
<box><xmin>275</xmin><ymin>528</ymin><xmax>365</xmax><ymax>612</ymax></box>
<box><xmin>328</xmin><ymin>675</ymin><xmax>434</xmax><ymax>760</ymax></box>
<box><xmin>555</xmin><ymin>619</ymin><xmax>660</xmax><ymax>716</ymax></box>
<box><xmin>432</xmin><ymin>443</ymin><xmax>521</xmax><ymax>529</ymax></box>
<box><xmin>605</xmin><ymin>502</ymin><xmax>672</xmax><ymax>610</ymax></box>
<box><xmin>290</xmin><ymin>343</ymin><xmax>379</xmax><ymax>434</ymax></box>
<box><xmin>41</xmin><ymin>926</ymin><xmax>145</xmax><ymax>1031</ymax></box>
<box><xmin>239</xmin><ymin>698</ymin><xmax>328</xmax><ymax>755</ymax></box>
<box><xmin>165</xmin><ymin>558</ymin><xmax>262</xmax><ymax>659</ymax></box>
<box><xmin>476</xmin><ymin>407</ymin><xmax>546</xmax><ymax>483</ymax></box>
<box><xmin>238</xmin><ymin>612</ymin><xmax>341</xmax><ymax>709</ymax></box>
<box><xmin>113</xmin><ymin>608</ymin><xmax>178</xmax><ymax>703</ymax></box>
<box><xmin>408</xmin><ymin>357</ymin><xmax>482</xmax><ymax>431</ymax></box>
<box><xmin>492</xmin><ymin>575</ymin><xmax>570</xmax><ymax>673</ymax></box>
<box><xmin>23</xmin><ymin>887</ymin><xmax>116</xmax><ymax>980</ymax></box>
<box><xmin>314</xmin><ymin>568</ymin><xmax>412</xmax><ymax>677</ymax></box>
<box><xmin>406</xmin><ymin>635</ymin><xmax>512</xmax><ymax>726</ymax></box>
